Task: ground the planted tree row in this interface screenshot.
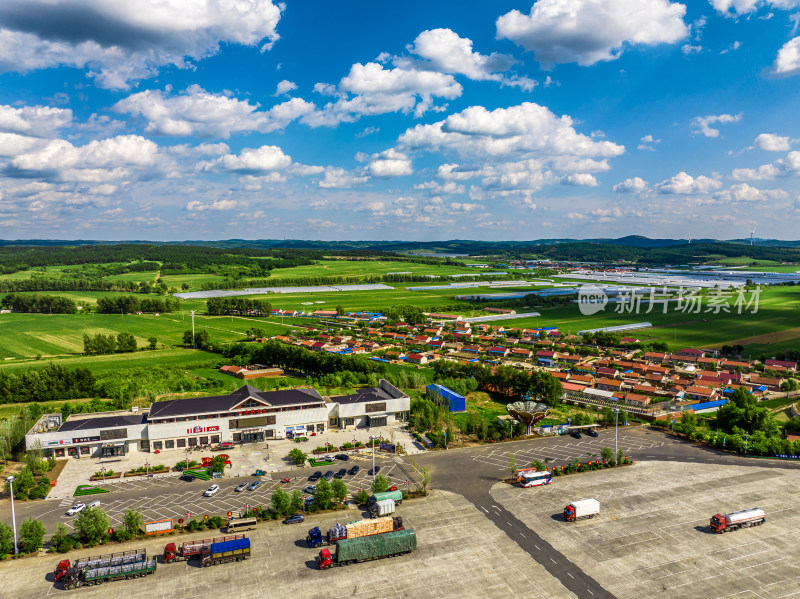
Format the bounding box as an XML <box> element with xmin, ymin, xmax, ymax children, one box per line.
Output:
<box><xmin>1</xmin><ymin>293</ymin><xmax>78</xmax><ymax>314</ymax></box>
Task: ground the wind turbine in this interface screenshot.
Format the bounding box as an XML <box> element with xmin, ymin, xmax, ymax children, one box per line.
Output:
<box><xmin>750</xmin><ymin>226</ymin><xmax>757</xmax><ymax>246</ymax></box>
<box><xmin>688</xmin><ymin>233</ymin><xmax>692</xmax><ymax>245</ymax></box>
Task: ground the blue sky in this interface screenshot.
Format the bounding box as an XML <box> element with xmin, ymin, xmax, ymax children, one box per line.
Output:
<box><xmin>1</xmin><ymin>0</ymin><xmax>800</xmax><ymax>241</ymax></box>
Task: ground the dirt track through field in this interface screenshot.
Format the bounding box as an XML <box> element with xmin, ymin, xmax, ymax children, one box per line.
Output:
<box><xmin>711</xmin><ymin>326</ymin><xmax>800</xmax><ymax>348</ymax></box>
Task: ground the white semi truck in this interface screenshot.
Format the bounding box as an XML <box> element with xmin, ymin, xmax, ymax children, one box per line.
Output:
<box><xmin>564</xmin><ymin>499</ymin><xmax>600</xmax><ymax>522</ymax></box>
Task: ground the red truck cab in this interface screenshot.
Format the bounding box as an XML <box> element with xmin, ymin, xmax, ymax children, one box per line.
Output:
<box><xmin>317</xmin><ymin>548</ymin><xmax>333</xmax><ymax>569</ymax></box>
<box><xmin>54</xmin><ymin>559</ymin><xmax>71</xmax><ymax>581</ymax></box>
<box><xmin>163</xmin><ymin>543</ymin><xmax>178</xmax><ymax>563</ymax></box>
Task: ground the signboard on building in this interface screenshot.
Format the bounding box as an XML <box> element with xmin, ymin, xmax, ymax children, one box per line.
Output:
<box><xmin>72</xmin><ymin>436</ymin><xmax>100</xmax><ymax>444</ymax></box>
<box><xmin>100</xmin><ymin>428</ymin><xmax>127</xmax><ymax>440</ymax></box>
<box><xmin>365</xmin><ymin>402</ymin><xmax>387</xmax><ymax>413</ymax></box>
<box><xmin>186</xmin><ymin>425</ymin><xmax>220</xmax><ymax>434</ymax></box>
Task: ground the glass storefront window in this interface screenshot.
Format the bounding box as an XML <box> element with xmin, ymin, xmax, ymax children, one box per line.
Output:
<box><xmin>153</xmin><ymin>441</ymin><xmax>162</xmax><ymax>450</ymax></box>
<box><xmin>177</xmin><ymin>438</ymin><xmax>186</xmax><ymax>448</ymax></box>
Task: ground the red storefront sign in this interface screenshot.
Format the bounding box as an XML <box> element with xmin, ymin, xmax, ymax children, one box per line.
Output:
<box><xmin>186</xmin><ymin>425</ymin><xmax>220</xmax><ymax>434</ymax></box>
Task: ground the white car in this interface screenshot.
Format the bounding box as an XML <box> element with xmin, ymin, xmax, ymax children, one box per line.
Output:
<box><xmin>86</xmin><ymin>500</ymin><xmax>101</xmax><ymax>510</ymax></box>
<box><xmin>66</xmin><ymin>503</ymin><xmax>86</xmax><ymax>516</ymax></box>
<box><xmin>203</xmin><ymin>484</ymin><xmax>220</xmax><ymax>497</ymax></box>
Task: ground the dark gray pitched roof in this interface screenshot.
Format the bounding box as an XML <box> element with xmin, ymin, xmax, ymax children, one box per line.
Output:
<box><xmin>147</xmin><ymin>385</ymin><xmax>324</xmax><ymax>419</ymax></box>
<box><xmin>58</xmin><ymin>414</ymin><xmax>145</xmax><ymax>432</ymax></box>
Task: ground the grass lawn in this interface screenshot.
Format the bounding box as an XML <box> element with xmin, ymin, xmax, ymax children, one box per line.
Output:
<box><xmin>0</xmin><ymin>348</ymin><xmax>221</xmax><ymax>374</ymax></box>
<box><xmin>158</xmin><ymin>272</ymin><xmax>228</xmax><ymax>290</ymax></box>
<box><xmin>266</xmin><ymin>259</ymin><xmax>491</xmax><ymax>279</ymax></box>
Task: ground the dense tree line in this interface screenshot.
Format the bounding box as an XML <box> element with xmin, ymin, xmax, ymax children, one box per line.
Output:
<box><xmin>224</xmin><ymin>339</ymin><xmax>387</xmax><ymax>378</ymax></box>
<box><xmin>433</xmin><ymin>360</ymin><xmax>563</xmax><ymax>405</ymax></box>
<box><xmin>0</xmin><ymin>363</ymin><xmax>96</xmax><ymax>404</ymax></box>
<box><xmin>206</xmin><ymin>297</ymin><xmax>271</xmax><ymax>315</ymax></box>
<box><xmin>1</xmin><ymin>293</ymin><xmax>78</xmax><ymax>314</ymax></box>
<box><xmin>83</xmin><ymin>332</ymin><xmax>138</xmax><ymax>355</ymax></box>
<box><xmin>96</xmin><ymin>295</ymin><xmax>180</xmax><ymax>313</ymax></box>
<box><xmin>0</xmin><ymin>276</ymin><xmax>115</xmax><ymax>293</ymax></box>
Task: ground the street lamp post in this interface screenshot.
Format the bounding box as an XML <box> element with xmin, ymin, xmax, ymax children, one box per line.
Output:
<box><xmin>101</xmin><ymin>467</ymin><xmax>106</xmax><ymax>483</ymax></box>
<box><xmin>745</xmin><ymin>431</ymin><xmax>748</xmax><ymax>456</ymax></box>
<box><xmin>5</xmin><ymin>476</ymin><xmax>18</xmax><ymax>555</ymax></box>
<box><xmin>145</xmin><ymin>461</ymin><xmax>150</xmax><ymax>477</ymax></box>
<box><xmin>613</xmin><ymin>407</ymin><xmax>619</xmax><ymax>458</ymax></box>
<box><xmin>370</xmin><ymin>435</ymin><xmax>377</xmax><ymax>491</ymax></box>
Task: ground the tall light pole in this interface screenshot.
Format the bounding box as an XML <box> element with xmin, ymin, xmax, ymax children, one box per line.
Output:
<box><xmin>613</xmin><ymin>407</ymin><xmax>619</xmax><ymax>458</ymax></box>
<box><xmin>745</xmin><ymin>431</ymin><xmax>748</xmax><ymax>456</ymax></box>
<box><xmin>191</xmin><ymin>311</ymin><xmax>196</xmax><ymax>349</ymax></box>
<box><xmin>6</xmin><ymin>476</ymin><xmax>18</xmax><ymax>554</ymax></box>
<box><xmin>370</xmin><ymin>435</ymin><xmax>377</xmax><ymax>491</ymax></box>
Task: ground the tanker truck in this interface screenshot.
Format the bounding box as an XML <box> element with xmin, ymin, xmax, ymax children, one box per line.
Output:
<box><xmin>710</xmin><ymin>508</ymin><xmax>765</xmax><ymax>533</ymax></box>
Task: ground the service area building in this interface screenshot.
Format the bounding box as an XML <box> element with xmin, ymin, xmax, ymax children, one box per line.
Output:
<box><xmin>26</xmin><ymin>380</ymin><xmax>410</xmax><ymax>456</ymax></box>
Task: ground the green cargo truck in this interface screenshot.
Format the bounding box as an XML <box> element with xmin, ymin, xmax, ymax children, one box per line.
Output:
<box><xmin>61</xmin><ymin>556</ymin><xmax>157</xmax><ymax>589</ymax></box>
<box><xmin>317</xmin><ymin>529</ymin><xmax>417</xmax><ymax>569</ymax></box>
<box><xmin>370</xmin><ymin>490</ymin><xmax>403</xmax><ymax>505</ymax></box>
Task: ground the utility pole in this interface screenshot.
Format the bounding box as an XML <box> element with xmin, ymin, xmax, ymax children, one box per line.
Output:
<box><xmin>191</xmin><ymin>310</ymin><xmax>196</xmax><ymax>349</ymax></box>
<box><xmin>370</xmin><ymin>435</ymin><xmax>377</xmax><ymax>491</ymax></box>
<box><xmin>745</xmin><ymin>431</ymin><xmax>748</xmax><ymax>456</ymax></box>
<box><xmin>6</xmin><ymin>476</ymin><xmax>18</xmax><ymax>554</ymax></box>
<box><xmin>614</xmin><ymin>407</ymin><xmax>619</xmax><ymax>457</ymax></box>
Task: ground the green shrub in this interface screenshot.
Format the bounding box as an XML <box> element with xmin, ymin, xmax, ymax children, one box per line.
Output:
<box><xmin>206</xmin><ymin>516</ymin><xmax>224</xmax><ymax>529</ymax></box>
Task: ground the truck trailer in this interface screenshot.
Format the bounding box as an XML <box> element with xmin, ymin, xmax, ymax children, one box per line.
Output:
<box><xmin>199</xmin><ymin>537</ymin><xmax>251</xmax><ymax>567</ymax></box>
<box><xmin>710</xmin><ymin>508</ymin><xmax>766</xmax><ymax>533</ymax></box>
<box><xmin>55</xmin><ymin>549</ymin><xmax>147</xmax><ymax>581</ymax></box>
<box><xmin>317</xmin><ymin>529</ymin><xmax>417</xmax><ymax>569</ymax></box>
<box><xmin>369</xmin><ymin>490</ymin><xmax>403</xmax><ymax>505</ymax></box>
<box><xmin>60</xmin><ymin>556</ymin><xmax>156</xmax><ymax>590</ymax></box>
<box><xmin>369</xmin><ymin>498</ymin><xmax>396</xmax><ymax>518</ymax></box>
<box><xmin>307</xmin><ymin>517</ymin><xmax>404</xmax><ymax>548</ymax></box>
<box><xmin>163</xmin><ymin>534</ymin><xmax>244</xmax><ymax>563</ymax></box>
<box><xmin>564</xmin><ymin>499</ymin><xmax>600</xmax><ymax>522</ymax></box>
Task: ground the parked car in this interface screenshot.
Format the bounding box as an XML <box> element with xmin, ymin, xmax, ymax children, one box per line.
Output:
<box><xmin>247</xmin><ymin>480</ymin><xmax>262</xmax><ymax>491</ymax></box>
<box><xmin>203</xmin><ymin>484</ymin><xmax>220</xmax><ymax>497</ymax></box>
<box><xmin>180</xmin><ymin>473</ymin><xmax>196</xmax><ymax>482</ymax></box>
<box><xmin>348</xmin><ymin>465</ymin><xmax>360</xmax><ymax>476</ymax></box>
<box><xmin>86</xmin><ymin>501</ymin><xmax>101</xmax><ymax>510</ymax></box>
<box><xmin>323</xmin><ymin>470</ymin><xmax>334</xmax><ymax>480</ymax></box>
<box><xmin>66</xmin><ymin>503</ymin><xmax>86</xmax><ymax>516</ymax></box>
<box><xmin>303</xmin><ymin>497</ymin><xmax>315</xmax><ymax>508</ymax></box>
<box><xmin>587</xmin><ymin>428</ymin><xmax>599</xmax><ymax>437</ymax></box>
<box><xmin>234</xmin><ymin>482</ymin><xmax>248</xmax><ymax>492</ymax></box>
<box><xmin>309</xmin><ymin>471</ymin><xmax>322</xmax><ymax>482</ymax></box>
<box><xmin>303</xmin><ymin>485</ymin><xmax>317</xmax><ymax>494</ymax></box>
<box><xmin>283</xmin><ymin>514</ymin><xmax>305</xmax><ymax>525</ymax></box>
<box><xmin>335</xmin><ymin>468</ymin><xmax>346</xmax><ymax>479</ymax></box>
<box><xmin>570</xmin><ymin>430</ymin><xmax>582</xmax><ymax>439</ymax></box>
<box><xmin>335</xmin><ymin>454</ymin><xmax>349</xmax><ymax>461</ymax></box>
<box><xmin>369</xmin><ymin>466</ymin><xmax>381</xmax><ymax>475</ymax></box>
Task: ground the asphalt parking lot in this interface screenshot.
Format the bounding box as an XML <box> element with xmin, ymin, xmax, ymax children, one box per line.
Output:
<box><xmin>492</xmin><ymin>460</ymin><xmax>800</xmax><ymax>599</ymax></box>
<box><xmin>0</xmin><ymin>490</ymin><xmax>573</xmax><ymax>599</ymax></box>
<box><xmin>49</xmin><ymin>453</ymin><xmax>411</xmax><ymax>532</ymax></box>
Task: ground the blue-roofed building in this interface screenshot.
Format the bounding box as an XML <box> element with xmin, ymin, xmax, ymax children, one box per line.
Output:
<box><xmin>684</xmin><ymin>399</ymin><xmax>728</xmax><ymax>414</ymax></box>
<box><xmin>426</xmin><ymin>384</ymin><xmax>466</xmax><ymax>413</ymax></box>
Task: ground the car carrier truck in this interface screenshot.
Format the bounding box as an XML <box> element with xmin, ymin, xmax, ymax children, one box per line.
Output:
<box><xmin>60</xmin><ymin>556</ymin><xmax>156</xmax><ymax>589</ymax></box>
<box><xmin>199</xmin><ymin>537</ymin><xmax>251</xmax><ymax>567</ymax></box>
<box><xmin>564</xmin><ymin>499</ymin><xmax>600</xmax><ymax>522</ymax></box>
<box><xmin>307</xmin><ymin>517</ymin><xmax>404</xmax><ymax>548</ymax></box>
<box><xmin>55</xmin><ymin>549</ymin><xmax>147</xmax><ymax>582</ymax></box>
<box><xmin>710</xmin><ymin>508</ymin><xmax>766</xmax><ymax>533</ymax></box>
<box><xmin>317</xmin><ymin>529</ymin><xmax>416</xmax><ymax>569</ymax></box>
<box><xmin>163</xmin><ymin>535</ymin><xmax>244</xmax><ymax>563</ymax></box>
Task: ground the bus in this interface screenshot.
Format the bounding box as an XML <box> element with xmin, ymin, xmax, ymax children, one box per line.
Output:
<box><xmin>520</xmin><ymin>470</ymin><xmax>552</xmax><ymax>488</ymax></box>
<box><xmin>226</xmin><ymin>517</ymin><xmax>258</xmax><ymax>533</ymax></box>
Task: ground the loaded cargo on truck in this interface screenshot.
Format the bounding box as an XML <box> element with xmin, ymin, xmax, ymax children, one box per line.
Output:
<box><xmin>55</xmin><ymin>549</ymin><xmax>147</xmax><ymax>581</ymax></box>
<box><xmin>369</xmin><ymin>498</ymin><xmax>396</xmax><ymax>518</ymax></box>
<box><xmin>60</xmin><ymin>556</ymin><xmax>156</xmax><ymax>590</ymax></box>
<box><xmin>306</xmin><ymin>517</ymin><xmax>404</xmax><ymax>548</ymax></box>
<box><xmin>317</xmin><ymin>529</ymin><xmax>417</xmax><ymax>569</ymax></box>
<box><xmin>369</xmin><ymin>490</ymin><xmax>403</xmax><ymax>505</ymax></box>
<box><xmin>163</xmin><ymin>535</ymin><xmax>244</xmax><ymax>563</ymax></box>
<box><xmin>564</xmin><ymin>499</ymin><xmax>600</xmax><ymax>521</ymax></box>
<box><xmin>710</xmin><ymin>508</ymin><xmax>766</xmax><ymax>533</ymax></box>
<box><xmin>200</xmin><ymin>537</ymin><xmax>251</xmax><ymax>567</ymax></box>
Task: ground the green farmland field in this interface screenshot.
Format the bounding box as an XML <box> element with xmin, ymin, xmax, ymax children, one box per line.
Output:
<box><xmin>0</xmin><ymin>312</ymin><xmax>298</xmax><ymax>359</ymax></box>
<box><xmin>0</xmin><ymin>348</ymin><xmax>220</xmax><ymax>374</ymax></box>
<box><xmin>265</xmin><ymin>259</ymin><xmax>487</xmax><ymax>279</ymax></box>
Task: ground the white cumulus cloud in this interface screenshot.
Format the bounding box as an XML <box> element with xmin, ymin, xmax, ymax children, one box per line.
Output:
<box><xmin>655</xmin><ymin>171</ymin><xmax>723</xmax><ymax>194</ymax></box>
<box><xmin>753</xmin><ymin>133</ymin><xmax>792</xmax><ymax>151</ymax></box>
<box><xmin>0</xmin><ymin>0</ymin><xmax>283</xmax><ymax>89</ymax></box>
<box><xmin>690</xmin><ymin>113</ymin><xmax>742</xmax><ymax>137</ymax></box>
<box><xmin>274</xmin><ymin>80</ymin><xmax>298</xmax><ymax>96</ymax></box>
<box><xmin>712</xmin><ymin>183</ymin><xmax>788</xmax><ymax>202</ymax></box>
<box><xmin>710</xmin><ymin>0</ymin><xmax>800</xmax><ymax>16</ymax></box>
<box><xmin>367</xmin><ymin>148</ymin><xmax>413</xmax><ymax>178</ymax></box>
<box><xmin>199</xmin><ymin>145</ymin><xmax>293</xmax><ymax>173</ymax></box>
<box><xmin>496</xmin><ymin>0</ymin><xmax>689</xmax><ymax>66</ymax></box>
<box><xmin>114</xmin><ymin>85</ymin><xmax>316</xmax><ymax>138</ymax></box>
<box><xmin>0</xmin><ymin>104</ymin><xmax>72</xmax><ymax>137</ymax></box>
<box><xmin>772</xmin><ymin>36</ymin><xmax>800</xmax><ymax>77</ymax></box>
<box><xmin>732</xmin><ymin>151</ymin><xmax>800</xmax><ymax>180</ymax></box>
<box><xmin>612</xmin><ymin>177</ymin><xmax>649</xmax><ymax>192</ymax></box>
